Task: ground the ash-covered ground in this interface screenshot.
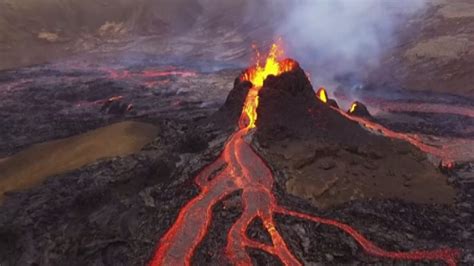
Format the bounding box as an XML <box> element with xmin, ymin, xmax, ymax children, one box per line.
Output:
<box><xmin>0</xmin><ymin>58</ymin><xmax>473</xmax><ymax>265</ymax></box>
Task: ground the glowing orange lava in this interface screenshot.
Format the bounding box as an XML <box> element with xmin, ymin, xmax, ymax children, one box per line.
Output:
<box><xmin>239</xmin><ymin>44</ymin><xmax>296</xmax><ymax>129</ymax></box>
<box><xmin>316</xmin><ymin>87</ymin><xmax>328</xmax><ymax>103</ymax></box>
<box><xmin>107</xmin><ymin>95</ymin><xmax>124</xmax><ymax>102</ymax></box>
<box><xmin>339</xmin><ymin>105</ymin><xmax>454</xmax><ymax>161</ymax></box>
<box><xmin>150</xmin><ymin>44</ymin><xmax>460</xmax><ymax>266</ymax></box>
<box><xmin>349</xmin><ymin>102</ymin><xmax>358</xmax><ymax>113</ymax></box>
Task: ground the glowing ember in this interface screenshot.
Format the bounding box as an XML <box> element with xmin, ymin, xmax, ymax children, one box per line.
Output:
<box><xmin>107</xmin><ymin>95</ymin><xmax>123</xmax><ymax>102</ymax></box>
<box><xmin>316</xmin><ymin>87</ymin><xmax>328</xmax><ymax>103</ymax></box>
<box><xmin>150</xmin><ymin>44</ymin><xmax>460</xmax><ymax>266</ymax></box>
<box><xmin>442</xmin><ymin>161</ymin><xmax>456</xmax><ymax>169</ymax></box>
<box><xmin>349</xmin><ymin>102</ymin><xmax>358</xmax><ymax>113</ymax></box>
<box><xmin>440</xmin><ymin>160</ymin><xmax>456</xmax><ymax>174</ymax></box>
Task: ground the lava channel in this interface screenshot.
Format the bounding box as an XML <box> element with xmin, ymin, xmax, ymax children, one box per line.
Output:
<box><xmin>150</xmin><ymin>44</ymin><xmax>460</xmax><ymax>266</ymax></box>
<box><xmin>338</xmin><ymin>102</ymin><xmax>455</xmax><ymax>161</ymax></box>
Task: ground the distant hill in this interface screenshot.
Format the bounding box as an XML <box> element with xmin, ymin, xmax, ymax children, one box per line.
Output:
<box><xmin>0</xmin><ymin>0</ymin><xmax>284</xmax><ymax>70</ymax></box>
<box><xmin>0</xmin><ymin>0</ymin><xmax>472</xmax><ymax>98</ymax></box>
<box><xmin>0</xmin><ymin>0</ymin><xmax>203</xmax><ymax>69</ymax></box>
<box><xmin>369</xmin><ymin>0</ymin><xmax>474</xmax><ymax>98</ymax></box>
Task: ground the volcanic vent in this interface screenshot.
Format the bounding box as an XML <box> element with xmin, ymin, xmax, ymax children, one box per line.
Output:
<box><xmin>250</xmin><ymin>57</ymin><xmax>455</xmax><ymax>209</ymax></box>
<box><xmin>150</xmin><ymin>44</ymin><xmax>459</xmax><ymax>265</ymax></box>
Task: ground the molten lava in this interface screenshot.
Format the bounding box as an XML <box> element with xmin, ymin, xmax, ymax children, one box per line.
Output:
<box><xmin>150</xmin><ymin>44</ymin><xmax>460</xmax><ymax>266</ymax></box>
<box><xmin>316</xmin><ymin>87</ymin><xmax>328</xmax><ymax>103</ymax></box>
<box><xmin>337</xmin><ymin>104</ymin><xmax>455</xmax><ymax>161</ymax></box>
<box><xmin>239</xmin><ymin>44</ymin><xmax>296</xmax><ymax>129</ymax></box>
<box><xmin>349</xmin><ymin>102</ymin><xmax>358</xmax><ymax>113</ymax></box>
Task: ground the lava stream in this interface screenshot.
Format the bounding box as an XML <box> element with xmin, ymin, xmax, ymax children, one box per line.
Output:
<box><xmin>102</xmin><ymin>68</ymin><xmax>197</xmax><ymax>80</ymax></box>
<box><xmin>337</xmin><ymin>106</ymin><xmax>455</xmax><ymax>161</ymax></box>
<box><xmin>150</xmin><ymin>44</ymin><xmax>460</xmax><ymax>265</ymax></box>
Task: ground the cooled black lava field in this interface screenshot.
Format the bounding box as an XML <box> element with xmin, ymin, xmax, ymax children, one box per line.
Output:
<box><xmin>0</xmin><ymin>53</ymin><xmax>473</xmax><ymax>265</ymax></box>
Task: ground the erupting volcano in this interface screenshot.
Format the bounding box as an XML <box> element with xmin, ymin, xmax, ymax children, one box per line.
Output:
<box><xmin>1</xmin><ymin>1</ymin><xmax>474</xmax><ymax>265</ymax></box>
<box><xmin>150</xmin><ymin>44</ymin><xmax>460</xmax><ymax>265</ymax></box>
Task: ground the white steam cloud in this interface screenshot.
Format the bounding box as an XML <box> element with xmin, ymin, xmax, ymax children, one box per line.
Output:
<box><xmin>277</xmin><ymin>0</ymin><xmax>428</xmax><ymax>87</ymax></box>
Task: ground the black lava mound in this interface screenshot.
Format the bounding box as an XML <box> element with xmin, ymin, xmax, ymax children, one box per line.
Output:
<box><xmin>348</xmin><ymin>101</ymin><xmax>372</xmax><ymax>119</ymax></box>
<box><xmin>224</xmin><ymin>61</ymin><xmax>384</xmax><ymax>146</ymax></box>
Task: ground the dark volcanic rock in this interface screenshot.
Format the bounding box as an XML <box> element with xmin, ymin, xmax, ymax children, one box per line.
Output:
<box><xmin>100</xmin><ymin>98</ymin><xmax>133</xmax><ymax>115</ymax></box>
<box><xmin>246</xmin><ymin>62</ymin><xmax>456</xmax><ymax>209</ymax></box>
<box><xmin>0</xmin><ymin>119</ymin><xmax>233</xmax><ymax>265</ymax></box>
<box><xmin>211</xmin><ymin>77</ymin><xmax>252</xmax><ymax>130</ymax></box>
<box><xmin>0</xmin><ymin>60</ymin><xmax>472</xmax><ymax>266</ymax></box>
<box><xmin>255</xmin><ymin>64</ymin><xmax>375</xmax><ymax>146</ymax></box>
<box><xmin>0</xmin><ymin>63</ymin><xmax>238</xmax><ymax>157</ymax></box>
<box><xmin>347</xmin><ymin>101</ymin><xmax>372</xmax><ymax>119</ymax></box>
<box><xmin>327</xmin><ymin>98</ymin><xmax>339</xmax><ymax>108</ymax></box>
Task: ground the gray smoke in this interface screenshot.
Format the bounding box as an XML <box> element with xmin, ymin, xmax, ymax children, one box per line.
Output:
<box><xmin>276</xmin><ymin>0</ymin><xmax>428</xmax><ymax>88</ymax></box>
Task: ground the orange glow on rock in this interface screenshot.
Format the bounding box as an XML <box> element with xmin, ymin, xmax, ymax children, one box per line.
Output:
<box><xmin>317</xmin><ymin>87</ymin><xmax>328</xmax><ymax>103</ymax></box>
<box><xmin>335</xmin><ymin>105</ymin><xmax>454</xmax><ymax>161</ymax></box>
<box><xmin>349</xmin><ymin>102</ymin><xmax>358</xmax><ymax>113</ymax></box>
<box><xmin>107</xmin><ymin>95</ymin><xmax>123</xmax><ymax>102</ymax></box>
<box><xmin>239</xmin><ymin>44</ymin><xmax>296</xmax><ymax>129</ymax></box>
<box><xmin>150</xmin><ymin>43</ymin><xmax>460</xmax><ymax>266</ymax></box>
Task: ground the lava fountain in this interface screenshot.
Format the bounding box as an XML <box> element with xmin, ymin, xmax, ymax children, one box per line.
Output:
<box><xmin>150</xmin><ymin>44</ymin><xmax>460</xmax><ymax>265</ymax></box>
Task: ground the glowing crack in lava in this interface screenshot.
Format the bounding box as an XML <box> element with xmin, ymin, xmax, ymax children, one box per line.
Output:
<box><xmin>103</xmin><ymin>68</ymin><xmax>197</xmax><ymax>80</ymax></box>
<box><xmin>150</xmin><ymin>44</ymin><xmax>460</xmax><ymax>266</ymax></box>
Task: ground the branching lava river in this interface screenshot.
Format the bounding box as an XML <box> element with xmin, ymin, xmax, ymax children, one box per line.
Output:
<box><xmin>150</xmin><ymin>44</ymin><xmax>460</xmax><ymax>265</ymax></box>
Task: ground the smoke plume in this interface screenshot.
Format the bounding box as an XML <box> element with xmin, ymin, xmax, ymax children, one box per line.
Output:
<box><xmin>276</xmin><ymin>0</ymin><xmax>428</xmax><ymax>88</ymax></box>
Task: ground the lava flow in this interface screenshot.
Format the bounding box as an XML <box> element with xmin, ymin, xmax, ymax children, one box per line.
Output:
<box><xmin>340</xmin><ymin>100</ymin><xmax>455</xmax><ymax>161</ymax></box>
<box><xmin>106</xmin><ymin>69</ymin><xmax>197</xmax><ymax>80</ymax></box>
<box><xmin>150</xmin><ymin>45</ymin><xmax>460</xmax><ymax>265</ymax></box>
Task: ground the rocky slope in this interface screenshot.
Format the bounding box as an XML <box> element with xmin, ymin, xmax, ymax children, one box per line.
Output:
<box><xmin>369</xmin><ymin>0</ymin><xmax>474</xmax><ymax>98</ymax></box>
